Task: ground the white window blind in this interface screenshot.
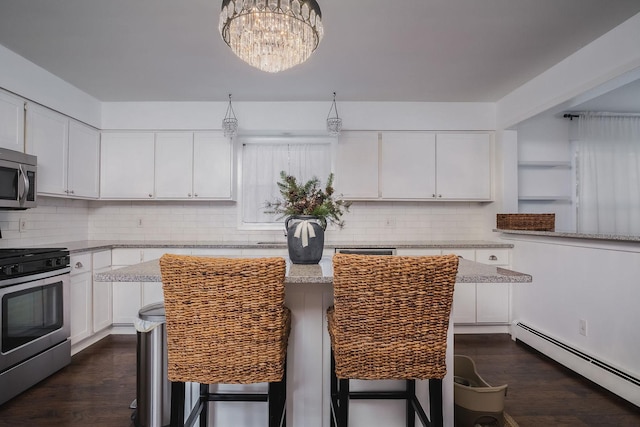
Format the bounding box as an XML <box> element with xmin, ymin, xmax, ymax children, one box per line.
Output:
<box><xmin>241</xmin><ymin>139</ymin><xmax>332</xmax><ymax>225</ymax></box>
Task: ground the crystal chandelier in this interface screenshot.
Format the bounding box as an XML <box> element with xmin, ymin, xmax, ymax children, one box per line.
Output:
<box><xmin>326</xmin><ymin>92</ymin><xmax>342</xmax><ymax>136</ymax></box>
<box><xmin>219</xmin><ymin>0</ymin><xmax>324</xmax><ymax>73</ymax></box>
<box><xmin>222</xmin><ymin>94</ymin><xmax>238</xmax><ymax>138</ymax></box>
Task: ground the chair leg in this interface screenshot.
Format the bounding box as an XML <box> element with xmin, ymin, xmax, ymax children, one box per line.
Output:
<box><xmin>199</xmin><ymin>384</ymin><xmax>208</xmax><ymax>427</ymax></box>
<box><xmin>337</xmin><ymin>378</ymin><xmax>349</xmax><ymax>426</ymax></box>
<box><xmin>330</xmin><ymin>351</ymin><xmax>337</xmax><ymax>427</ymax></box>
<box><xmin>428</xmin><ymin>379</ymin><xmax>443</xmax><ymax>427</ymax></box>
<box><xmin>268</xmin><ymin>379</ymin><xmax>286</xmax><ymax>427</ymax></box>
<box><xmin>268</xmin><ymin>358</ymin><xmax>287</xmax><ymax>427</ymax></box>
<box><xmin>406</xmin><ymin>380</ymin><xmax>416</xmax><ymax>427</ymax></box>
<box><xmin>170</xmin><ymin>381</ymin><xmax>186</xmax><ymax>427</ymax></box>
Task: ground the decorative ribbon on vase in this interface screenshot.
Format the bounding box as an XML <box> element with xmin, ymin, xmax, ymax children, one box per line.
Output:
<box><xmin>293</xmin><ymin>220</ymin><xmax>317</xmax><ymax>248</ymax></box>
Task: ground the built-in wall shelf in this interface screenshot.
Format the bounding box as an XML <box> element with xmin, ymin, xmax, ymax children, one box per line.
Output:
<box><xmin>518</xmin><ymin>161</ymin><xmax>572</xmax><ymax>169</ymax></box>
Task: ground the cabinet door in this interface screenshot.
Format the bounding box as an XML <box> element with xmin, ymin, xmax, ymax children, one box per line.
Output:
<box><xmin>26</xmin><ymin>104</ymin><xmax>69</xmax><ymax>195</ymax></box>
<box><xmin>112</xmin><ymin>282</ymin><xmax>142</xmax><ymax>324</ymax></box>
<box><xmin>380</xmin><ymin>132</ymin><xmax>436</xmax><ymax>199</ymax></box>
<box><xmin>155</xmin><ymin>132</ymin><xmax>194</xmax><ymax>198</ymax></box>
<box><xmin>476</xmin><ymin>283</ymin><xmax>510</xmax><ymax>323</ymax></box>
<box><xmin>0</xmin><ymin>90</ymin><xmax>25</xmax><ymax>151</ymax></box>
<box><xmin>92</xmin><ymin>250</ymin><xmax>112</xmax><ymax>332</ymax></box>
<box><xmin>475</xmin><ymin>249</ymin><xmax>510</xmax><ymax>323</ymax></box>
<box><xmin>68</xmin><ymin>121</ymin><xmax>100</xmax><ymax>198</ymax></box>
<box><xmin>142</xmin><ymin>282</ymin><xmax>164</xmax><ymax>306</ymax></box>
<box><xmin>335</xmin><ymin>131</ymin><xmax>379</xmax><ymax>199</ymax></box>
<box><xmin>193</xmin><ymin>132</ymin><xmax>233</xmax><ymax>199</ymax></box>
<box><xmin>452</xmin><ymin>283</ymin><xmax>477</xmax><ymax>324</ymax></box>
<box><xmin>70</xmin><ymin>273</ymin><xmax>92</xmax><ymax>345</ymax></box>
<box><xmin>69</xmin><ymin>253</ymin><xmax>92</xmax><ymax>345</ymax></box>
<box><xmin>100</xmin><ymin>132</ymin><xmax>155</xmax><ymax>199</ymax></box>
<box><xmin>436</xmin><ymin>133</ymin><xmax>491</xmax><ymax>200</ymax></box>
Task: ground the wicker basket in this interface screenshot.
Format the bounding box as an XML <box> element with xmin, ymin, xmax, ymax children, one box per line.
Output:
<box><xmin>496</xmin><ymin>213</ymin><xmax>555</xmax><ymax>231</ymax></box>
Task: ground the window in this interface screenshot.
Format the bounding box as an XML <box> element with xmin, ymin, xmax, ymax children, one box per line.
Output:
<box><xmin>240</xmin><ymin>137</ymin><xmax>333</xmax><ymax>228</ymax></box>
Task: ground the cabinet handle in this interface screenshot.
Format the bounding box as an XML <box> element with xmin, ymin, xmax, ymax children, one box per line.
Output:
<box><xmin>489</xmin><ymin>255</ymin><xmax>498</xmax><ymax>261</ymax></box>
<box><xmin>188</xmin><ymin>193</ymin><xmax>192</xmax><ymax>197</ymax></box>
<box><xmin>70</xmin><ymin>190</ymin><xmax>74</xmax><ymax>194</ymax></box>
<box><xmin>438</xmin><ymin>194</ymin><xmax>442</xmax><ymax>198</ymax></box>
<box><xmin>194</xmin><ymin>193</ymin><xmax>198</xmax><ymax>197</ymax></box>
<box><xmin>148</xmin><ymin>193</ymin><xmax>153</xmax><ymax>198</ymax></box>
<box><xmin>75</xmin><ymin>262</ymin><xmax>83</xmax><ymax>269</ymax></box>
<box><xmin>432</xmin><ymin>194</ymin><xmax>436</xmax><ymax>198</ymax></box>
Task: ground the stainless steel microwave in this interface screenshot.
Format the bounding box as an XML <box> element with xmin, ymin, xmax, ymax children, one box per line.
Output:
<box><xmin>0</xmin><ymin>148</ymin><xmax>37</xmax><ymax>209</ymax></box>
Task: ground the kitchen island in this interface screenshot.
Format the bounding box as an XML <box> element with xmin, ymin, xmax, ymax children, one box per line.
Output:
<box><xmin>95</xmin><ymin>255</ymin><xmax>530</xmax><ymax>427</ymax></box>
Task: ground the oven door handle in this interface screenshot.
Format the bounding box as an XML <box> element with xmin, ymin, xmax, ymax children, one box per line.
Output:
<box><xmin>18</xmin><ymin>164</ymin><xmax>29</xmax><ymax>204</ymax></box>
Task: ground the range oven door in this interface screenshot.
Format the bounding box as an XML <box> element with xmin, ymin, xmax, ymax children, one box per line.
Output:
<box><xmin>0</xmin><ymin>271</ymin><xmax>70</xmax><ymax>373</ymax></box>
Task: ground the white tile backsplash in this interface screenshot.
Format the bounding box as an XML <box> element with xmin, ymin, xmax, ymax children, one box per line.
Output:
<box><xmin>0</xmin><ymin>197</ymin><xmax>499</xmax><ymax>247</ymax></box>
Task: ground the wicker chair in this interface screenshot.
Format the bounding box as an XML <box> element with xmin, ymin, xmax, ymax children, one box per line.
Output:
<box><xmin>327</xmin><ymin>253</ymin><xmax>459</xmax><ymax>427</ymax></box>
<box><xmin>159</xmin><ymin>254</ymin><xmax>291</xmax><ymax>427</ymax></box>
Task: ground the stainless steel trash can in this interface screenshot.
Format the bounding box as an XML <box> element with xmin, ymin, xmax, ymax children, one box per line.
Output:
<box><xmin>135</xmin><ymin>302</ymin><xmax>171</xmax><ymax>427</ymax></box>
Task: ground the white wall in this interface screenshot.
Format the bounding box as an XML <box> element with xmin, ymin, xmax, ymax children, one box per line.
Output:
<box><xmin>101</xmin><ymin>101</ymin><xmax>496</xmax><ymax>132</ymax></box>
<box><xmin>497</xmin><ymin>12</ymin><xmax>640</xmax><ymax>129</ymax></box>
<box><xmin>507</xmin><ymin>235</ymin><xmax>640</xmax><ymax>380</ymax></box>
<box><xmin>0</xmin><ymin>45</ymin><xmax>101</xmax><ymax>127</ymax></box>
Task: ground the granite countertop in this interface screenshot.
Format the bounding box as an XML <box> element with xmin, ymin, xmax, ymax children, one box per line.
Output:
<box><xmin>37</xmin><ymin>239</ymin><xmax>514</xmax><ymax>254</ymax></box>
<box><xmin>494</xmin><ymin>229</ymin><xmax>640</xmax><ymax>242</ymax></box>
<box><xmin>95</xmin><ymin>256</ymin><xmax>532</xmax><ymax>284</ymax></box>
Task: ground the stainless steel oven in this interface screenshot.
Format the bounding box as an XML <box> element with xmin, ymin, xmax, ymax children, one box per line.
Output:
<box><xmin>0</xmin><ymin>248</ymin><xmax>70</xmax><ymax>405</ymax></box>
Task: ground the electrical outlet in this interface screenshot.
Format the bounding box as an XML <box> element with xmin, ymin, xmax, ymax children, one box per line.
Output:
<box><xmin>137</xmin><ymin>218</ymin><xmax>143</xmax><ymax>228</ymax></box>
<box><xmin>19</xmin><ymin>218</ymin><xmax>27</xmax><ymax>233</ymax></box>
<box><xmin>579</xmin><ymin>319</ymin><xmax>588</xmax><ymax>336</ymax></box>
<box><xmin>384</xmin><ymin>217</ymin><xmax>396</xmax><ymax>228</ymax></box>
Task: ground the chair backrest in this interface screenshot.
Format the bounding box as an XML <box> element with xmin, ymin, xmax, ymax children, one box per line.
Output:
<box><xmin>159</xmin><ymin>254</ymin><xmax>289</xmax><ymax>384</ymax></box>
<box><xmin>330</xmin><ymin>253</ymin><xmax>459</xmax><ymax>380</ymax></box>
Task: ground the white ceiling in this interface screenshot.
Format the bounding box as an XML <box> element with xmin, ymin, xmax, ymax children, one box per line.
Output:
<box><xmin>1</xmin><ymin>0</ymin><xmax>639</xmax><ymax>103</ymax></box>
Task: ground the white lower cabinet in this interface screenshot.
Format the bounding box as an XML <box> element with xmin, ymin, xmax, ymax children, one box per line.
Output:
<box><xmin>111</xmin><ymin>248</ymin><xmax>191</xmax><ymax>324</ymax></box>
<box><xmin>395</xmin><ymin>248</ymin><xmax>511</xmax><ymax>325</ymax></box>
<box><xmin>474</xmin><ymin>249</ymin><xmax>511</xmax><ymax>324</ymax></box>
<box><xmin>69</xmin><ymin>253</ymin><xmax>93</xmax><ymax>345</ymax></box>
<box><xmin>92</xmin><ymin>250</ymin><xmax>113</xmax><ymax>332</ymax></box>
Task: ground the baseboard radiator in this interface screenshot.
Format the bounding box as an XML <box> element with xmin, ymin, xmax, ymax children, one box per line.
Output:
<box><xmin>512</xmin><ymin>321</ymin><xmax>640</xmax><ymax>408</ymax></box>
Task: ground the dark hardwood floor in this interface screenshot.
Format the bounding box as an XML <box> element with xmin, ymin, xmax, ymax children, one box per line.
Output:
<box><xmin>455</xmin><ymin>334</ymin><xmax>640</xmax><ymax>427</ymax></box>
<box><xmin>0</xmin><ymin>335</ymin><xmax>137</xmax><ymax>427</ymax></box>
<box><xmin>0</xmin><ymin>334</ymin><xmax>638</xmax><ymax>426</ymax></box>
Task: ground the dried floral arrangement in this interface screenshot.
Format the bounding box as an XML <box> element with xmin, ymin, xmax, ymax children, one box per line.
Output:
<box><xmin>264</xmin><ymin>171</ymin><xmax>352</xmax><ymax>229</ymax></box>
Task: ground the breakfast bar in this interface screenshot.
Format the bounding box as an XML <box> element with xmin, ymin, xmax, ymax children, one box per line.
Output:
<box><xmin>95</xmin><ymin>256</ymin><xmax>531</xmax><ymax>427</ymax></box>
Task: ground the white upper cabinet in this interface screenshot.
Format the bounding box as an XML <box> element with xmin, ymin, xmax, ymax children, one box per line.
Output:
<box><xmin>436</xmin><ymin>133</ymin><xmax>492</xmax><ymax>200</ymax></box>
<box><xmin>100</xmin><ymin>132</ymin><xmax>156</xmax><ymax>199</ymax></box>
<box><xmin>335</xmin><ymin>131</ymin><xmax>492</xmax><ymax>201</ymax></box>
<box><xmin>0</xmin><ymin>90</ymin><xmax>25</xmax><ymax>152</ymax></box>
<box><xmin>380</xmin><ymin>132</ymin><xmax>436</xmax><ymax>199</ymax></box>
<box><xmin>192</xmin><ymin>132</ymin><xmax>233</xmax><ymax>199</ymax></box>
<box><xmin>154</xmin><ymin>132</ymin><xmax>194</xmax><ymax>198</ymax></box>
<box><xmin>67</xmin><ymin>121</ymin><xmax>100</xmax><ymax>198</ymax></box>
<box><xmin>103</xmin><ymin>131</ymin><xmax>234</xmax><ymax>200</ymax></box>
<box><xmin>25</xmin><ymin>103</ymin><xmax>99</xmax><ymax>198</ymax></box>
<box><xmin>335</xmin><ymin>131</ymin><xmax>379</xmax><ymax>199</ymax></box>
<box><xmin>26</xmin><ymin>104</ymin><xmax>70</xmax><ymax>196</ymax></box>
<box><xmin>154</xmin><ymin>131</ymin><xmax>233</xmax><ymax>200</ymax></box>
